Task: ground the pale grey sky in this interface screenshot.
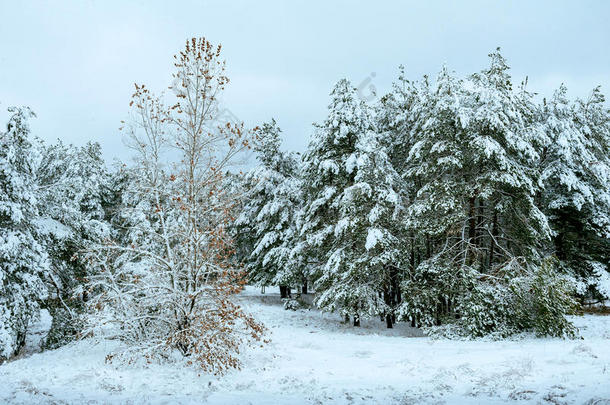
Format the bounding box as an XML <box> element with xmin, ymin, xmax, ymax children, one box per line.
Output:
<box><xmin>1</xmin><ymin>1</ymin><xmax>609</xmax><ymax>162</ymax></box>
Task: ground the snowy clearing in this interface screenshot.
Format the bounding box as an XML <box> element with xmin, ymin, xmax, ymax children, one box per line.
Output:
<box><xmin>1</xmin><ymin>286</ymin><xmax>609</xmax><ymax>405</ymax></box>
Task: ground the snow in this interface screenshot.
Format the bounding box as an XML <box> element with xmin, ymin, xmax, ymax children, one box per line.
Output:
<box><xmin>1</xmin><ymin>287</ymin><xmax>609</xmax><ymax>404</ymax></box>
<box><xmin>23</xmin><ymin>309</ymin><xmax>52</xmax><ymax>356</ymax></box>
<box><xmin>34</xmin><ymin>217</ymin><xmax>73</xmax><ymax>240</ymax></box>
<box><xmin>345</xmin><ymin>153</ymin><xmax>358</xmax><ymax>174</ymax></box>
<box><xmin>591</xmin><ymin>261</ymin><xmax>610</xmax><ymax>298</ymax></box>
<box><xmin>365</xmin><ymin>228</ymin><xmax>383</xmax><ymax>250</ymax></box>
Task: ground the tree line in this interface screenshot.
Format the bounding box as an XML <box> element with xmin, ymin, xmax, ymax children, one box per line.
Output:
<box><xmin>0</xmin><ymin>42</ymin><xmax>608</xmax><ymax>370</ymax></box>
<box><xmin>235</xmin><ymin>49</ymin><xmax>610</xmax><ymax>337</ymax></box>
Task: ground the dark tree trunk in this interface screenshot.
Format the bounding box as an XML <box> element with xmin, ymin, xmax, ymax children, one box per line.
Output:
<box><xmin>385</xmin><ymin>314</ymin><xmax>393</xmax><ymax>328</ymax></box>
<box><xmin>477</xmin><ymin>200</ymin><xmax>485</xmax><ymax>238</ymax></box>
<box><xmin>426</xmin><ymin>235</ymin><xmax>431</xmax><ymax>259</ymax></box>
<box><xmin>279</xmin><ymin>285</ymin><xmax>288</xmax><ymax>298</ymax></box>
<box><xmin>344</xmin><ymin>313</ymin><xmax>350</xmax><ymax>323</ymax></box>
<box><xmin>301</xmin><ymin>279</ymin><xmax>308</xmax><ymax>295</ymax></box>
<box><xmin>410</xmin><ymin>232</ymin><xmax>416</xmax><ymax>271</ymax></box>
<box><xmin>467</xmin><ymin>195</ymin><xmax>477</xmax><ymax>265</ymax></box>
<box><xmin>468</xmin><ymin>196</ymin><xmax>476</xmax><ymax>244</ymax></box>
<box><xmin>392</xmin><ymin>266</ymin><xmax>401</xmax><ymax>306</ymax></box>
<box><xmin>555</xmin><ymin>232</ymin><xmax>564</xmax><ymax>260</ymax></box>
<box><xmin>383</xmin><ymin>281</ymin><xmax>395</xmax><ymax>328</ymax></box>
<box><xmin>488</xmin><ymin>209</ymin><xmax>498</xmax><ymax>269</ymax></box>
<box><xmin>435</xmin><ymin>300</ymin><xmax>442</xmax><ymax>326</ymax></box>
<box><xmin>353</xmin><ymin>314</ymin><xmax>360</xmax><ymax>327</ymax></box>
<box><xmin>555</xmin><ymin>211</ymin><xmax>566</xmax><ymax>260</ymax></box>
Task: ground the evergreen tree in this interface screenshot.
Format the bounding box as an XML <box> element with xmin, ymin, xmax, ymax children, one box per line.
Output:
<box><xmin>397</xmin><ymin>50</ymin><xmax>574</xmax><ymax>337</ymax></box>
<box><xmin>0</xmin><ymin>107</ymin><xmax>49</xmax><ymax>360</ymax></box>
<box><xmin>397</xmin><ymin>65</ymin><xmax>475</xmax><ymax>328</ymax></box>
<box><xmin>34</xmin><ymin>140</ymin><xmax>111</xmax><ymax>348</ymax></box>
<box><xmin>299</xmin><ymin>79</ymin><xmax>405</xmax><ymax>326</ymax></box>
<box><xmin>539</xmin><ymin>85</ymin><xmax>610</xmax><ymax>303</ymax></box>
<box><xmin>234</xmin><ymin>120</ymin><xmax>303</xmax><ymax>296</ymax></box>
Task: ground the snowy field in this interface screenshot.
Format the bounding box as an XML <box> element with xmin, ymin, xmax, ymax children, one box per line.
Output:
<box><xmin>1</xmin><ymin>287</ymin><xmax>609</xmax><ymax>405</ymax></box>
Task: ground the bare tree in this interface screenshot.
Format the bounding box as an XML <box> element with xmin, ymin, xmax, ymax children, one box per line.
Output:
<box><xmin>86</xmin><ymin>38</ymin><xmax>264</xmax><ymax>374</ymax></box>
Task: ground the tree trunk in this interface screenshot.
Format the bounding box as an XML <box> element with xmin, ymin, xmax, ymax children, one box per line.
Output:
<box><xmin>468</xmin><ymin>196</ymin><xmax>476</xmax><ymax>243</ymax></box>
<box><xmin>391</xmin><ymin>265</ymin><xmax>401</xmax><ymax>306</ymax></box>
<box><xmin>554</xmin><ymin>211</ymin><xmax>566</xmax><ymax>260</ymax></box>
<box><xmin>383</xmin><ymin>283</ymin><xmax>394</xmax><ymax>328</ymax></box>
<box><xmin>410</xmin><ymin>232</ymin><xmax>415</xmax><ymax>271</ymax></box>
<box><xmin>488</xmin><ymin>209</ymin><xmax>498</xmax><ymax>269</ymax></box>
<box><xmin>477</xmin><ymin>200</ymin><xmax>485</xmax><ymax>239</ymax></box>
<box><xmin>279</xmin><ymin>285</ymin><xmax>288</xmax><ymax>298</ymax></box>
<box><xmin>385</xmin><ymin>314</ymin><xmax>393</xmax><ymax>328</ymax></box>
<box><xmin>353</xmin><ymin>314</ymin><xmax>360</xmax><ymax>327</ymax></box>
<box><xmin>435</xmin><ymin>300</ymin><xmax>443</xmax><ymax>326</ymax></box>
<box><xmin>301</xmin><ymin>279</ymin><xmax>308</xmax><ymax>295</ymax></box>
<box><xmin>467</xmin><ymin>195</ymin><xmax>477</xmax><ymax>265</ymax></box>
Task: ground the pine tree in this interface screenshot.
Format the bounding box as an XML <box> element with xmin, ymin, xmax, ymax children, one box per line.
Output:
<box><xmin>0</xmin><ymin>107</ymin><xmax>49</xmax><ymax>360</ymax></box>
<box><xmin>396</xmin><ymin>50</ymin><xmax>574</xmax><ymax>337</ymax></box>
<box><xmin>34</xmin><ymin>140</ymin><xmax>110</xmax><ymax>348</ymax></box>
<box><xmin>539</xmin><ymin>85</ymin><xmax>610</xmax><ymax>303</ymax></box>
<box><xmin>299</xmin><ymin>79</ymin><xmax>405</xmax><ymax>326</ymax></box>
<box><xmin>234</xmin><ymin>120</ymin><xmax>303</xmax><ymax>296</ymax></box>
<box><xmin>397</xmin><ymin>65</ymin><xmax>475</xmax><ymax>328</ymax></box>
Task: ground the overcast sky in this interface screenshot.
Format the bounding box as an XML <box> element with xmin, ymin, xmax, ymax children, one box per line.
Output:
<box><xmin>1</xmin><ymin>1</ymin><xmax>609</xmax><ymax>163</ymax></box>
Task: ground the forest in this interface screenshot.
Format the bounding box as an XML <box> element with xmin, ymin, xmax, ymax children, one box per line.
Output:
<box><xmin>1</xmin><ymin>36</ymin><xmax>609</xmax><ymax>402</ymax></box>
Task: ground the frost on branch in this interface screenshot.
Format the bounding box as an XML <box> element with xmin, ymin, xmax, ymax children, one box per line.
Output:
<box><xmin>84</xmin><ymin>38</ymin><xmax>265</xmax><ymax>373</ymax></box>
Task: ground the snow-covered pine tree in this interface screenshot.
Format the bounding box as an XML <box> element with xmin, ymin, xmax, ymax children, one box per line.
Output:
<box><xmin>34</xmin><ymin>140</ymin><xmax>111</xmax><ymax>348</ymax></box>
<box><xmin>375</xmin><ymin>65</ymin><xmax>423</xmax><ymax>177</ymax></box>
<box><xmin>0</xmin><ymin>107</ymin><xmax>49</xmax><ymax>361</ymax></box>
<box><xmin>539</xmin><ymin>85</ymin><xmax>610</xmax><ymax>303</ymax></box>
<box><xmin>572</xmin><ymin>87</ymin><xmax>610</xmax><ymax>302</ymax></box>
<box><xmin>375</xmin><ymin>68</ymin><xmax>432</xmax><ymax>326</ymax></box>
<box><xmin>398</xmin><ymin>50</ymin><xmax>575</xmax><ymax>337</ymax></box>
<box><xmin>299</xmin><ymin>79</ymin><xmax>405</xmax><ymax>326</ymax></box>
<box><xmin>463</xmin><ymin>49</ymin><xmax>550</xmax><ymax>271</ymax></box>
<box><xmin>234</xmin><ymin>120</ymin><xmax>303</xmax><ymax>297</ymax></box>
<box><xmin>85</xmin><ymin>38</ymin><xmax>264</xmax><ymax>373</ymax></box>
<box><xmin>397</xmin><ymin>65</ymin><xmax>477</xmax><ymax>328</ymax></box>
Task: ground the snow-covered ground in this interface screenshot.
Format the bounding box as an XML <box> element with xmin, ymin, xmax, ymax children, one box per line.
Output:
<box><xmin>1</xmin><ymin>287</ymin><xmax>609</xmax><ymax>404</ymax></box>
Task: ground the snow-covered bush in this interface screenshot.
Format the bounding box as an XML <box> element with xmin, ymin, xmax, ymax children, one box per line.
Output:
<box><xmin>283</xmin><ymin>298</ymin><xmax>301</xmax><ymax>311</ymax></box>
<box><xmin>416</xmin><ymin>257</ymin><xmax>579</xmax><ymax>339</ymax></box>
<box><xmin>43</xmin><ymin>307</ymin><xmax>84</xmax><ymax>350</ymax></box>
<box><xmin>457</xmin><ymin>282</ymin><xmax>516</xmax><ymax>338</ymax></box>
<box><xmin>510</xmin><ymin>258</ymin><xmax>579</xmax><ymax>338</ymax></box>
